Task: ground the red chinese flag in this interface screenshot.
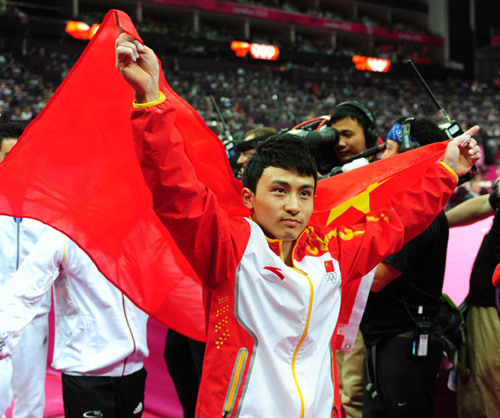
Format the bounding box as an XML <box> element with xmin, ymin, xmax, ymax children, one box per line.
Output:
<box><xmin>0</xmin><ymin>10</ymin><xmax>449</xmax><ymax>343</ymax></box>
<box><xmin>0</xmin><ymin>10</ymin><xmax>216</xmax><ymax>341</ymax></box>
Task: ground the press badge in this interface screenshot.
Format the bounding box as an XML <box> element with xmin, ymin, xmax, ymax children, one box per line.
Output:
<box><xmin>416</xmin><ymin>334</ymin><xmax>429</xmax><ymax>357</ymax></box>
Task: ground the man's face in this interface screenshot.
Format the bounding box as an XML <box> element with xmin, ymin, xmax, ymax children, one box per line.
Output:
<box><xmin>242</xmin><ymin>166</ymin><xmax>314</xmax><ymax>243</ymax></box>
<box><xmin>381</xmin><ymin>139</ymin><xmax>399</xmax><ymax>159</ymax></box>
<box><xmin>237</xmin><ymin>149</ymin><xmax>257</xmax><ymax>168</ymax></box>
<box><xmin>331</xmin><ymin>117</ymin><xmax>367</xmax><ymax>163</ymax></box>
<box><xmin>0</xmin><ymin>138</ymin><xmax>17</xmax><ymax>162</ymax></box>
<box><xmin>236</xmin><ymin>133</ymin><xmax>258</xmax><ymax>177</ymax></box>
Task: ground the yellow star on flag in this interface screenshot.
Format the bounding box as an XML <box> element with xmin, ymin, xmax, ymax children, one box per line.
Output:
<box><xmin>326</xmin><ymin>178</ymin><xmax>391</xmax><ymax>225</ymax></box>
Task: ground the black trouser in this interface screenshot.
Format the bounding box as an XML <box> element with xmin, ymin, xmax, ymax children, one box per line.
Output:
<box><xmin>363</xmin><ymin>334</ymin><xmax>442</xmax><ymax>418</ymax></box>
<box><xmin>164</xmin><ymin>329</ymin><xmax>206</xmax><ymax>418</ymax></box>
<box><xmin>62</xmin><ymin>368</ymin><xmax>147</xmax><ymax>418</ymax></box>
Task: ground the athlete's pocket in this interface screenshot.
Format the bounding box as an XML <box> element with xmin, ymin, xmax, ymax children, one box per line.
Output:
<box><xmin>222</xmin><ymin>347</ymin><xmax>248</xmax><ymax>417</ymax></box>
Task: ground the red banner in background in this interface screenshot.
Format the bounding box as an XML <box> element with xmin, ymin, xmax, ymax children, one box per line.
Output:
<box><xmin>148</xmin><ymin>0</ymin><xmax>443</xmax><ymax>46</ymax></box>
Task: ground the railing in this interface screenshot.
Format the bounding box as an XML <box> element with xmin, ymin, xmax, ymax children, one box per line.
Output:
<box><xmin>146</xmin><ymin>0</ymin><xmax>443</xmax><ymax>46</ymax></box>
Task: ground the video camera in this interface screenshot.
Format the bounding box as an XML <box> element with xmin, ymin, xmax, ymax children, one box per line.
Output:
<box><xmin>286</xmin><ymin>116</ymin><xmax>342</xmax><ymax>175</ymax></box>
<box><xmin>286</xmin><ymin>115</ymin><xmax>385</xmax><ymax>177</ymax></box>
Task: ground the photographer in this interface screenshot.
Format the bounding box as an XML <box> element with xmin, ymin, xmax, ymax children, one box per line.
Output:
<box><xmin>360</xmin><ymin>116</ymin><xmax>454</xmax><ymax>418</ymax></box>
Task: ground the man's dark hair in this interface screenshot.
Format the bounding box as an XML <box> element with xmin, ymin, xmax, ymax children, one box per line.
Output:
<box><xmin>330</xmin><ymin>101</ymin><xmax>377</xmax><ymax>148</ymax></box>
<box><xmin>243</xmin><ymin>126</ymin><xmax>277</xmax><ymax>141</ymax></box>
<box><xmin>0</xmin><ymin>122</ymin><xmax>23</xmax><ymax>146</ymax></box>
<box><xmin>396</xmin><ymin>116</ymin><xmax>448</xmax><ymax>146</ymax></box>
<box><xmin>243</xmin><ymin>133</ymin><xmax>318</xmax><ymax>192</ymax></box>
<box><xmin>237</xmin><ymin>127</ymin><xmax>278</xmax><ymax>153</ymax></box>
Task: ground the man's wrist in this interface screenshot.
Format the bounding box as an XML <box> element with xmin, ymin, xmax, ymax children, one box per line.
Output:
<box><xmin>134</xmin><ymin>89</ymin><xmax>161</xmax><ymax>104</ymax></box>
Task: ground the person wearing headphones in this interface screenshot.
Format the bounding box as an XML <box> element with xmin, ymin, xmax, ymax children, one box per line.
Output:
<box><xmin>328</xmin><ymin>101</ymin><xmax>380</xmax><ymax>418</ymax></box>
<box><xmin>330</xmin><ymin>101</ymin><xmax>379</xmax><ymax>165</ymax></box>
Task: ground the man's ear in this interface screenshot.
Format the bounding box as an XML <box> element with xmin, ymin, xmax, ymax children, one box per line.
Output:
<box><xmin>241</xmin><ymin>187</ymin><xmax>255</xmax><ymax>210</ymax></box>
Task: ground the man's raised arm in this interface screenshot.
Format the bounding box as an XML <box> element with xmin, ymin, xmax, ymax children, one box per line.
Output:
<box><xmin>115</xmin><ymin>33</ymin><xmax>160</xmax><ymax>103</ymax></box>
<box><xmin>114</xmin><ymin>33</ymin><xmax>249</xmax><ymax>286</ymax></box>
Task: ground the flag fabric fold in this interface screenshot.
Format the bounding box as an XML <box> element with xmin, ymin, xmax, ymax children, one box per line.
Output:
<box><xmin>0</xmin><ymin>9</ymin><xmax>449</xmax><ymax>343</ymax></box>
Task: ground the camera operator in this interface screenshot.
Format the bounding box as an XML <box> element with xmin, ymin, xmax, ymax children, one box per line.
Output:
<box><xmin>360</xmin><ymin>116</ymin><xmax>454</xmax><ymax>418</ymax></box>
<box><xmin>314</xmin><ymin>101</ymin><xmax>384</xmax><ymax>182</ymax></box>
<box><xmin>330</xmin><ymin>101</ymin><xmax>379</xmax><ymax>164</ymax></box>
<box><xmin>331</xmin><ymin>102</ymin><xmax>380</xmax><ymax>418</ymax></box>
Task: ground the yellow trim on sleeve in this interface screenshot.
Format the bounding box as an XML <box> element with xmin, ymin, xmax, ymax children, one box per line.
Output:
<box><xmin>439</xmin><ymin>161</ymin><xmax>459</xmax><ymax>182</ymax></box>
<box><xmin>133</xmin><ymin>91</ymin><xmax>166</xmax><ymax>109</ymax></box>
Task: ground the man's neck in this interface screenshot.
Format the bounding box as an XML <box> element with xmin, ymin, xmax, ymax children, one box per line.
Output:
<box><xmin>282</xmin><ymin>241</ymin><xmax>294</xmax><ymax>267</ymax></box>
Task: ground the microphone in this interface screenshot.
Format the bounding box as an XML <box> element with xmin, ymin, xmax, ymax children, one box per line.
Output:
<box><xmin>345</xmin><ymin>143</ymin><xmax>386</xmax><ymax>163</ymax></box>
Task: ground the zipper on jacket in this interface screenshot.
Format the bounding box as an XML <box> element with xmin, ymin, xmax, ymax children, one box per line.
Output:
<box><xmin>15</xmin><ymin>218</ymin><xmax>21</xmax><ymax>269</ymax></box>
<box><xmin>222</xmin><ymin>347</ymin><xmax>248</xmax><ymax>417</ymax></box>
<box><xmin>121</xmin><ymin>293</ymin><xmax>137</xmax><ymax>376</ymax></box>
<box><xmin>290</xmin><ymin>267</ymin><xmax>315</xmax><ymax>418</ymax></box>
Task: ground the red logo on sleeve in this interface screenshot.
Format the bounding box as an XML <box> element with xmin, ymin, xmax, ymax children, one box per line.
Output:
<box><xmin>264</xmin><ymin>266</ymin><xmax>285</xmax><ymax>280</ymax></box>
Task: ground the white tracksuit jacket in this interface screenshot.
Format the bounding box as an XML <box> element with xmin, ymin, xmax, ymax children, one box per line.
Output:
<box><xmin>0</xmin><ymin>216</ymin><xmax>50</xmax><ymax>315</ymax></box>
<box><xmin>0</xmin><ymin>226</ymin><xmax>148</xmax><ymax>376</ymax></box>
<box><xmin>0</xmin><ymin>216</ymin><xmax>49</xmax><ymax>417</ymax></box>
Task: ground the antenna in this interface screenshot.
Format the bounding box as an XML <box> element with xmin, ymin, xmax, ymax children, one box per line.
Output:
<box><xmin>406</xmin><ymin>59</ymin><xmax>452</xmax><ymax>124</ymax></box>
<box><xmin>209</xmin><ymin>95</ymin><xmax>234</xmax><ymax>150</ymax></box>
<box><xmin>406</xmin><ymin>59</ymin><xmax>463</xmax><ymax>139</ymax></box>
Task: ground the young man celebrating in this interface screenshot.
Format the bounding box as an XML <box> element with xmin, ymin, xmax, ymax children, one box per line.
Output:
<box><xmin>116</xmin><ymin>33</ymin><xmax>480</xmax><ymax>417</ymax></box>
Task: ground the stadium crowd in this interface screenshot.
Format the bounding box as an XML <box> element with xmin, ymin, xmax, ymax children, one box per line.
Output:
<box><xmin>1</xmin><ymin>39</ymin><xmax>499</xmax><ymax>143</ymax></box>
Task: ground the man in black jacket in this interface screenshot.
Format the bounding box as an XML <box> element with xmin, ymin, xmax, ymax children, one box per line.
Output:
<box><xmin>360</xmin><ymin>116</ymin><xmax>451</xmax><ymax>418</ymax></box>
